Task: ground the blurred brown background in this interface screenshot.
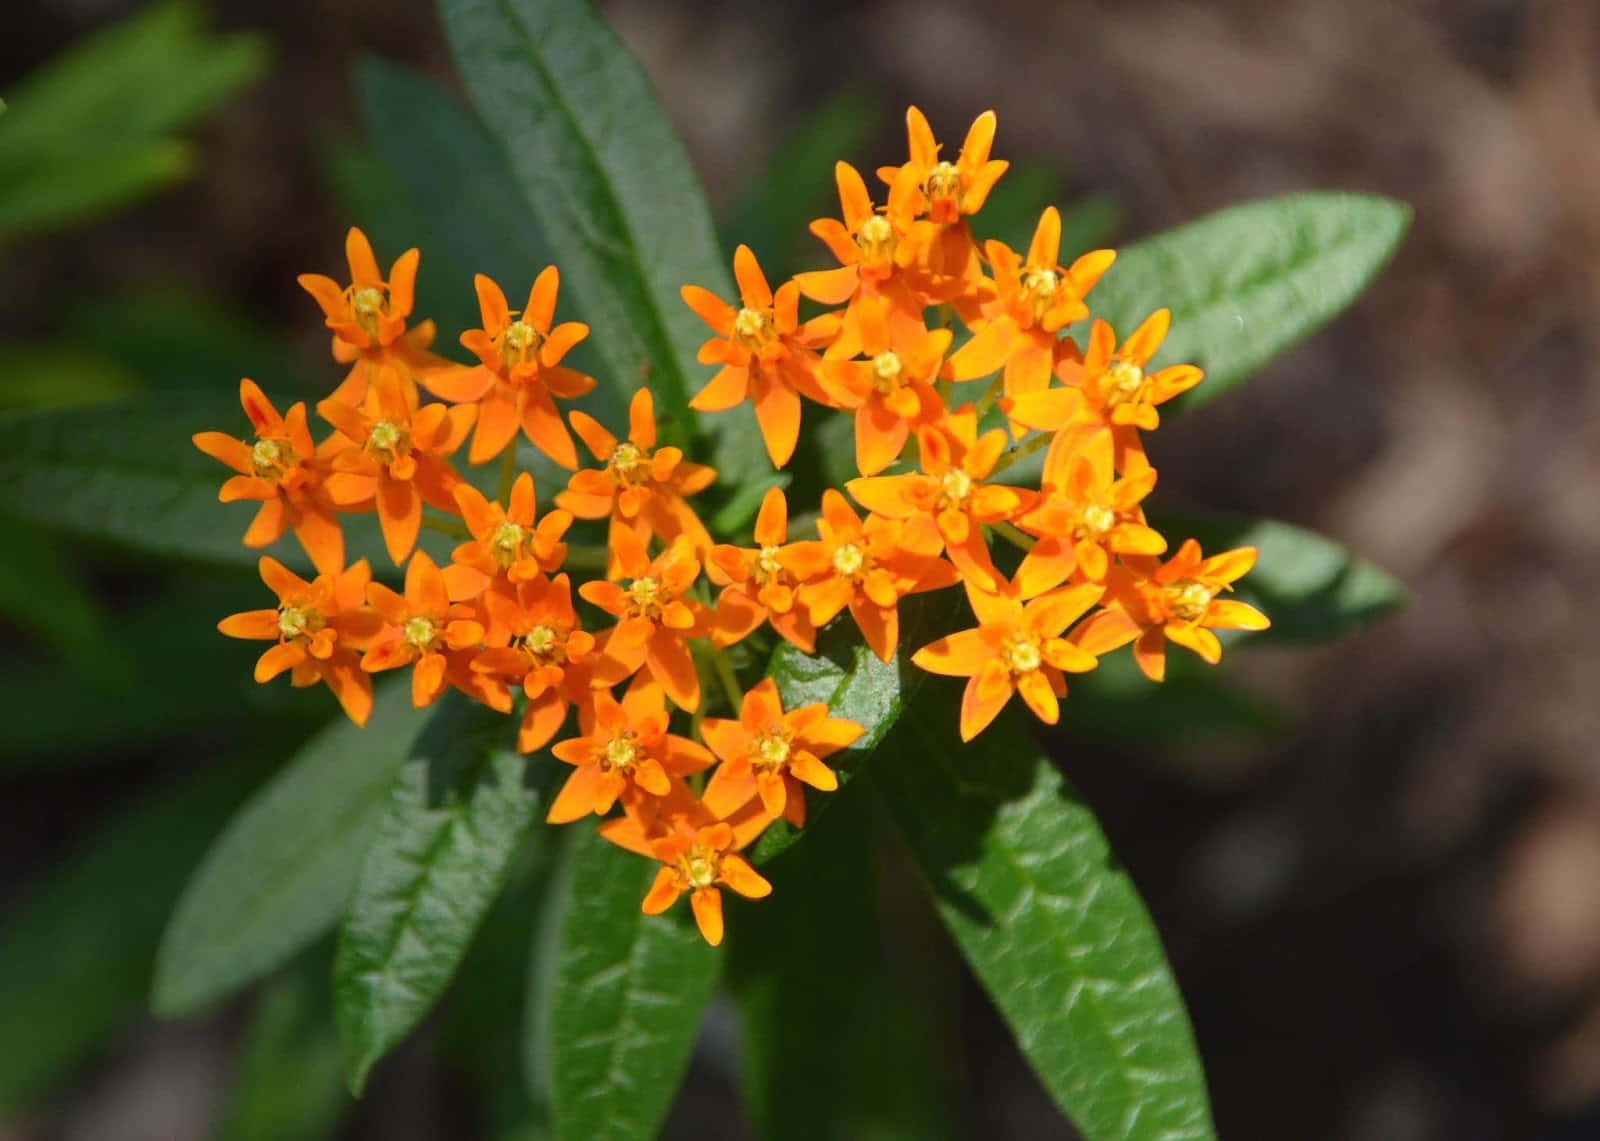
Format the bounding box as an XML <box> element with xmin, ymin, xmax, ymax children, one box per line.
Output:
<box><xmin>7</xmin><ymin>0</ymin><xmax>1600</xmax><ymax>1138</ymax></box>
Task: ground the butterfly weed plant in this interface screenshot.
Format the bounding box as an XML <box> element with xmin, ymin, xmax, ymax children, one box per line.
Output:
<box><xmin>0</xmin><ymin>0</ymin><xmax>1412</xmax><ymax>1136</ymax></box>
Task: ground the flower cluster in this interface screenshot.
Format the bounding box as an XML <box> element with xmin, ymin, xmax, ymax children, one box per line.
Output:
<box><xmin>197</xmin><ymin>106</ymin><xmax>1267</xmax><ymax>946</ymax></box>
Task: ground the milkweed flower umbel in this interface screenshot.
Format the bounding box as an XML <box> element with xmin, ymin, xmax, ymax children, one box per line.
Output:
<box><xmin>640</xmin><ymin>820</ymin><xmax>772</xmax><ymax>947</ymax></box>
<box><xmin>548</xmin><ymin>684</ymin><xmax>713</xmax><ymax>823</ymax></box>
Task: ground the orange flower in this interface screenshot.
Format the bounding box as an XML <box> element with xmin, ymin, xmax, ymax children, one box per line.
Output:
<box><xmin>579</xmin><ymin>534</ymin><xmax>706</xmax><ymax>712</ymax></box>
<box><xmin>846</xmin><ymin>405</ymin><xmax>1032</xmax><ymax>590</ymax></box>
<box><xmin>547</xmin><ymin>683</ymin><xmax>713</xmax><ymax>823</ymax></box>
<box><xmin>790</xmin><ymin>490</ymin><xmax>958</xmax><ymax>662</ymax></box>
<box><xmin>681</xmin><ymin>245</ymin><xmax>839</xmax><ymax>467</ymax></box>
<box><xmin>218</xmin><ymin>556</ymin><xmax>382</xmax><ymax>725</ymax></box>
<box><xmin>556</xmin><ymin>388</ymin><xmax>714</xmax><ymax>577</ymax></box>
<box><xmin>445</xmin><ymin>473</ymin><xmax>571</xmax><ymax>600</ymax></box>
<box><xmin>913</xmin><ymin>580</ymin><xmax>1103</xmax><ymax>740</ymax></box>
<box><xmin>699</xmin><ymin>678</ymin><xmax>862</xmax><ymax>825</ymax></box>
<box><xmin>471</xmin><ymin>573</ymin><xmax>596</xmax><ymax>753</ymax></box>
<box><xmin>1011</xmin><ymin>428</ymin><xmax>1166</xmax><ymax>594</ymax></box>
<box><xmin>1004</xmin><ymin>311</ymin><xmax>1203</xmax><ymax>462</ymax></box>
<box><xmin>878</xmin><ymin>107</ymin><xmax>1008</xmax><ymax>227</ymax></box>
<box><xmin>819</xmin><ymin>295</ymin><xmax>950</xmax><ymax>476</ymax></box>
<box><xmin>1071</xmin><ymin>540</ymin><xmax>1271</xmax><ymax>681</ymax></box>
<box><xmin>360</xmin><ymin>550</ymin><xmax>486</xmax><ymax>708</ymax></box>
<box><xmin>705</xmin><ymin>487</ymin><xmax>817</xmax><ymax>653</ymax></box>
<box><xmin>296</xmin><ymin>227</ymin><xmax>447</xmax><ymax>404</ymax></box>
<box><xmin>945</xmin><ymin>210</ymin><xmax>1116</xmax><ymax>402</ymax></box>
<box><xmin>317</xmin><ymin>367</ymin><xmax>475</xmax><ymax>565</ymax></box>
<box><xmin>639</xmin><ymin>820</ymin><xmax>772</xmax><ymax>947</ymax></box>
<box><xmin>422</xmin><ymin>271</ymin><xmax>596</xmax><ymax>468</ymax></box>
<box><xmin>193</xmin><ymin>378</ymin><xmax>361</xmax><ymax>575</ymax></box>
<box><xmin>792</xmin><ymin>160</ymin><xmax>922</xmax><ymax>307</ymax></box>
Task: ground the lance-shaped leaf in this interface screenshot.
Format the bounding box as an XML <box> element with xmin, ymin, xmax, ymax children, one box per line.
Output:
<box><xmin>153</xmin><ymin>684</ymin><xmax>429</xmax><ymax>1016</ymax></box>
<box><xmin>438</xmin><ymin>0</ymin><xmax>767</xmax><ymax>485</ymax></box>
<box><xmin>873</xmin><ymin>702</ymin><xmax>1216</xmax><ymax>1141</ymax></box>
<box><xmin>334</xmin><ymin>691</ymin><xmax>548</xmax><ymax>1093</ymax></box>
<box><xmin>1153</xmin><ymin>511</ymin><xmax>1405</xmax><ymax>642</ymax></box>
<box><xmin>532</xmin><ymin>827</ymin><xmax>721</xmax><ymax>1141</ymax></box>
<box><xmin>1075</xmin><ymin>191</ymin><xmax>1410</xmax><ymax>411</ymax></box>
<box><xmin>750</xmin><ymin>591</ymin><xmax>957</xmax><ymax>864</ymax></box>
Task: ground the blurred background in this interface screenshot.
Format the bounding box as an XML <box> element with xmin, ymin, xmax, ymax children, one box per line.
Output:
<box><xmin>3</xmin><ymin>0</ymin><xmax>1598</xmax><ymax>1138</ymax></box>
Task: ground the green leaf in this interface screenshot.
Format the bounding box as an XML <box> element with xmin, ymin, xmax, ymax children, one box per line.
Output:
<box><xmin>873</xmin><ymin>703</ymin><xmax>1216</xmax><ymax>1141</ymax></box>
<box><xmin>750</xmin><ymin>592</ymin><xmax>957</xmax><ymax>864</ymax></box>
<box><xmin>153</xmin><ymin>685</ymin><xmax>431</xmax><ymax>1016</ymax></box>
<box><xmin>1075</xmin><ymin>191</ymin><xmax>1409</xmax><ymax>410</ymax></box>
<box><xmin>533</xmin><ymin>827</ymin><xmax>721</xmax><ymax>1141</ymax></box>
<box><xmin>1062</xmin><ymin>649</ymin><xmax>1280</xmax><ymax>742</ymax></box>
<box><xmin>0</xmin><ymin>761</ymin><xmax>264</xmax><ymax>1112</ymax></box>
<box><xmin>1155</xmin><ymin>512</ymin><xmax>1406</xmax><ymax>641</ymax></box>
<box><xmin>0</xmin><ymin>510</ymin><xmax>107</xmax><ymax>672</ymax></box>
<box><xmin>216</xmin><ymin>951</ymin><xmax>350</xmax><ymax>1141</ymax></box>
<box><xmin>438</xmin><ymin>0</ymin><xmax>767</xmax><ymax>485</ymax></box>
<box><xmin>334</xmin><ymin>691</ymin><xmax>548</xmax><ymax>1093</ymax></box>
<box><xmin>0</xmin><ymin>141</ymin><xmax>194</xmax><ymax>240</ymax></box>
<box><xmin>730</xmin><ymin>788</ymin><xmax>958</xmax><ymax>1141</ymax></box>
<box><xmin>0</xmin><ymin>342</ymin><xmax>142</xmax><ymax>413</ymax></box>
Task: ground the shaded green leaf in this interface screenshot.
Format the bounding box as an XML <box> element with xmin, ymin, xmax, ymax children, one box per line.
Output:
<box><xmin>153</xmin><ymin>685</ymin><xmax>430</xmax><ymax>1016</ymax></box>
<box><xmin>730</xmin><ymin>788</ymin><xmax>957</xmax><ymax>1141</ymax></box>
<box><xmin>751</xmin><ymin>592</ymin><xmax>957</xmax><ymax>864</ymax></box>
<box><xmin>1156</xmin><ymin>511</ymin><xmax>1406</xmax><ymax>641</ymax></box>
<box><xmin>1062</xmin><ymin>649</ymin><xmax>1280</xmax><ymax>742</ymax></box>
<box><xmin>0</xmin><ymin>342</ymin><xmax>142</xmax><ymax>413</ymax></box>
<box><xmin>335</xmin><ymin>691</ymin><xmax>548</xmax><ymax>1093</ymax></box>
<box><xmin>438</xmin><ymin>0</ymin><xmax>767</xmax><ymax>485</ymax></box>
<box><xmin>0</xmin><ymin>761</ymin><xmax>265</xmax><ymax>1112</ymax></box>
<box><xmin>534</xmin><ymin>827</ymin><xmax>721</xmax><ymax>1141</ymax></box>
<box><xmin>1074</xmin><ymin>191</ymin><xmax>1410</xmax><ymax>410</ymax></box>
<box><xmin>216</xmin><ymin>951</ymin><xmax>350</xmax><ymax>1141</ymax></box>
<box><xmin>0</xmin><ymin>142</ymin><xmax>193</xmax><ymax>239</ymax></box>
<box><xmin>873</xmin><ymin>703</ymin><xmax>1216</xmax><ymax>1141</ymax></box>
<box><xmin>0</xmin><ymin>510</ymin><xmax>106</xmax><ymax>671</ymax></box>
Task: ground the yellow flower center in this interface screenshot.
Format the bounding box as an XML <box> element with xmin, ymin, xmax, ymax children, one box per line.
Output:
<box><xmin>490</xmin><ymin>521</ymin><xmax>524</xmax><ymax>568</ymax></box>
<box><xmin>733</xmin><ymin>306</ymin><xmax>776</xmax><ymax>352</ymax></box>
<box><xmin>1103</xmin><ymin>360</ymin><xmax>1147</xmax><ymax>404</ymax></box>
<box><xmin>403</xmin><ymin>616</ymin><xmax>438</xmax><ymax>650</ymax></box>
<box><xmin>938</xmin><ymin>468</ymin><xmax>973</xmax><ymax>509</ymax></box>
<box><xmin>366</xmin><ymin>420</ymin><xmax>409</xmax><ymax>464</ymax></box>
<box><xmin>610</xmin><ymin>441</ymin><xmax>650</xmax><ymax>485</ymax></box>
<box><xmin>501</xmin><ymin>319</ymin><xmax>543</xmax><ymax>368</ymax></box>
<box><xmin>831</xmin><ymin>542</ymin><xmax>866</xmax><ymax>578</ymax></box>
<box><xmin>1020</xmin><ymin>267</ymin><xmax>1060</xmax><ymax>324</ymax></box>
<box><xmin>755</xmin><ymin>545</ymin><xmax>784</xmax><ymax>585</ymax></box>
<box><xmin>350</xmin><ymin>286</ymin><xmax>388</xmax><ymax>337</ymax></box>
<box><xmin>603</xmin><ymin>731</ymin><xmax>640</xmax><ymax>772</ymax></box>
<box><xmin>871</xmin><ymin>350</ymin><xmax>904</xmax><ymax>393</ymax></box>
<box><xmin>1165</xmin><ymin>579</ymin><xmax>1214</xmax><ymax>623</ymax></box>
<box><xmin>250</xmin><ymin>438</ymin><xmax>296</xmax><ymax>480</ymax></box>
<box><xmin>625</xmin><ymin>575</ymin><xmax>663</xmax><ymax>618</ymax></box>
<box><xmin>855</xmin><ymin>213</ymin><xmax>896</xmax><ymax>263</ymax></box>
<box><xmin>277</xmin><ymin>605</ymin><xmax>325</xmax><ymax>642</ymax></box>
<box><xmin>925</xmin><ymin>160</ymin><xmax>963</xmax><ymax>203</ymax></box>
<box><xmin>752</xmin><ymin>731</ymin><xmax>792</xmax><ymax>771</ymax></box>
<box><xmin>1080</xmin><ymin>504</ymin><xmax>1115</xmax><ymax>536</ymax></box>
<box><xmin>1002</xmin><ymin>635</ymin><xmax>1042</xmax><ymax>676</ymax></box>
<box><xmin>684</xmin><ymin>848</ymin><xmax>718</xmax><ymax>889</ymax></box>
<box><xmin>522</xmin><ymin>624</ymin><xmax>560</xmax><ymax>661</ymax></box>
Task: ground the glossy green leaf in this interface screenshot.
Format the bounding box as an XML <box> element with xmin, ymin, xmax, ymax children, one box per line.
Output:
<box><xmin>730</xmin><ymin>788</ymin><xmax>957</xmax><ymax>1141</ymax></box>
<box><xmin>873</xmin><ymin>703</ymin><xmax>1216</xmax><ymax>1141</ymax></box>
<box><xmin>1156</xmin><ymin>511</ymin><xmax>1406</xmax><ymax>641</ymax></box>
<box><xmin>1074</xmin><ymin>191</ymin><xmax>1410</xmax><ymax>410</ymax></box>
<box><xmin>216</xmin><ymin>951</ymin><xmax>349</xmax><ymax>1141</ymax></box>
<box><xmin>153</xmin><ymin>685</ymin><xmax>430</xmax><ymax>1016</ymax></box>
<box><xmin>533</xmin><ymin>827</ymin><xmax>721</xmax><ymax>1141</ymax></box>
<box><xmin>335</xmin><ymin>691</ymin><xmax>547</xmax><ymax>1093</ymax></box>
<box><xmin>438</xmin><ymin>0</ymin><xmax>767</xmax><ymax>485</ymax></box>
<box><xmin>750</xmin><ymin>592</ymin><xmax>957</xmax><ymax>864</ymax></box>
<box><xmin>0</xmin><ymin>762</ymin><xmax>264</xmax><ymax>1112</ymax></box>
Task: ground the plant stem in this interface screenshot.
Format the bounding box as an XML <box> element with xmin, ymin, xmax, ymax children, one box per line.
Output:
<box><xmin>420</xmin><ymin>513</ymin><xmax>470</xmax><ymax>540</ymax></box>
<box><xmin>562</xmin><ymin>545</ymin><xmax>609</xmax><ymax>571</ymax></box>
<box><xmin>992</xmin><ymin>520</ymin><xmax>1036</xmax><ymax>553</ymax></box>
<box><xmin>989</xmin><ymin>431</ymin><xmax>1050</xmax><ymax>477</ymax></box>
<box><xmin>710</xmin><ymin>648</ymin><xmax>744</xmax><ymax>714</ymax></box>
<box><xmin>973</xmin><ymin>373</ymin><xmax>1005</xmax><ymax>418</ymax></box>
<box><xmin>496</xmin><ymin>444</ymin><xmax>517</xmax><ymax>503</ymax></box>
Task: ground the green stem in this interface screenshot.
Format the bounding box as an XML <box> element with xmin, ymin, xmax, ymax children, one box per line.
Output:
<box><xmin>709</xmin><ymin>648</ymin><xmax>744</xmax><ymax>714</ymax></box>
<box><xmin>420</xmin><ymin>513</ymin><xmax>470</xmax><ymax>540</ymax></box>
<box><xmin>989</xmin><ymin>431</ymin><xmax>1050</xmax><ymax>477</ymax></box>
<box><xmin>496</xmin><ymin>444</ymin><xmax>517</xmax><ymax>503</ymax></box>
<box><xmin>562</xmin><ymin>545</ymin><xmax>609</xmax><ymax>571</ymax></box>
<box><xmin>973</xmin><ymin>373</ymin><xmax>1005</xmax><ymax>418</ymax></box>
<box><xmin>992</xmin><ymin>520</ymin><xmax>1035</xmax><ymax>553</ymax></box>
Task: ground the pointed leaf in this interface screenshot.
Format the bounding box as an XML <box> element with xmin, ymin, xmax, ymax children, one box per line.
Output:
<box><xmin>873</xmin><ymin>703</ymin><xmax>1216</xmax><ymax>1141</ymax></box>
<box><xmin>335</xmin><ymin>691</ymin><xmax>548</xmax><ymax>1093</ymax></box>
<box><xmin>153</xmin><ymin>684</ymin><xmax>430</xmax><ymax>1016</ymax></box>
<box><xmin>1075</xmin><ymin>191</ymin><xmax>1409</xmax><ymax>410</ymax></box>
<box><xmin>534</xmin><ymin>827</ymin><xmax>721</xmax><ymax>1141</ymax></box>
<box><xmin>438</xmin><ymin>0</ymin><xmax>767</xmax><ymax>485</ymax></box>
